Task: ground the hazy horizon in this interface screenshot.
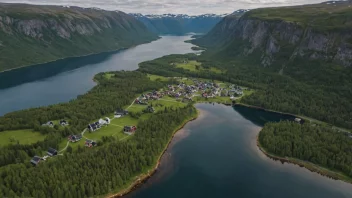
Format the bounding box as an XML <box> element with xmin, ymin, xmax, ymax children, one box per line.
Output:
<box><xmin>0</xmin><ymin>0</ymin><xmax>328</xmax><ymax>15</ymax></box>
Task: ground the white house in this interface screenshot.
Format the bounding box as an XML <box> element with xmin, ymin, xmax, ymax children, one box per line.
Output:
<box><xmin>104</xmin><ymin>117</ymin><xmax>111</xmax><ymax>124</ymax></box>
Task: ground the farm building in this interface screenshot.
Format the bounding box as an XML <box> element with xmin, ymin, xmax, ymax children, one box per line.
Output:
<box><xmin>47</xmin><ymin>148</ymin><xmax>58</xmax><ymax>156</ymax></box>
<box><xmin>124</xmin><ymin>126</ymin><xmax>137</xmax><ymax>135</ymax></box>
<box><xmin>68</xmin><ymin>134</ymin><xmax>82</xmax><ymax>142</ymax></box>
<box><xmin>30</xmin><ymin>156</ymin><xmax>41</xmax><ymax>166</ymax></box>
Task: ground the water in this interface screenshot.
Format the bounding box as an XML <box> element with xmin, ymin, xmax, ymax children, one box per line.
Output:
<box><xmin>0</xmin><ymin>36</ymin><xmax>195</xmax><ymax>116</ymax></box>
<box><xmin>126</xmin><ymin>104</ymin><xmax>352</xmax><ymax>198</ymax></box>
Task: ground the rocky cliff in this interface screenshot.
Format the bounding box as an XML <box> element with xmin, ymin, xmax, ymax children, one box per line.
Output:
<box><xmin>0</xmin><ymin>3</ymin><xmax>158</xmax><ymax>72</ymax></box>
<box><xmin>193</xmin><ymin>2</ymin><xmax>352</xmax><ymax>68</ymax></box>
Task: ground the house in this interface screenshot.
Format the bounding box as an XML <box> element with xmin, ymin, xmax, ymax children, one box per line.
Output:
<box><xmin>88</xmin><ymin>123</ymin><xmax>98</xmax><ymax>132</ymax></box>
<box><xmin>104</xmin><ymin>117</ymin><xmax>110</xmax><ymax>124</ymax></box>
<box><xmin>47</xmin><ymin>148</ymin><xmax>58</xmax><ymax>156</ymax></box>
<box><xmin>42</xmin><ymin>121</ymin><xmax>54</xmax><ymax>127</ymax></box>
<box><xmin>294</xmin><ymin>118</ymin><xmax>302</xmax><ymax>123</ymax></box>
<box><xmin>124</xmin><ymin>126</ymin><xmax>137</xmax><ymax>135</ymax></box>
<box><xmin>85</xmin><ymin>139</ymin><xmax>97</xmax><ymax>147</ymax></box>
<box><xmin>60</xmin><ymin>120</ymin><xmax>68</xmax><ymax>126</ymax></box>
<box><xmin>115</xmin><ymin>109</ymin><xmax>128</xmax><ymax>117</ymax></box>
<box><xmin>68</xmin><ymin>134</ymin><xmax>82</xmax><ymax>142</ymax></box>
<box><xmin>30</xmin><ymin>156</ymin><xmax>41</xmax><ymax>166</ymax></box>
<box><xmin>144</xmin><ymin>105</ymin><xmax>155</xmax><ymax>113</ymax></box>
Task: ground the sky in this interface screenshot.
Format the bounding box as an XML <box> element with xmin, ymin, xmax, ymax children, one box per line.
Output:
<box><xmin>0</xmin><ymin>0</ymin><xmax>327</xmax><ymax>15</ymax></box>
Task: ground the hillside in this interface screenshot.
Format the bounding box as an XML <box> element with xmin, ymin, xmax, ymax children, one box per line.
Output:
<box><xmin>192</xmin><ymin>2</ymin><xmax>352</xmax><ymax>69</ymax></box>
<box><xmin>0</xmin><ymin>3</ymin><xmax>158</xmax><ymax>72</ymax></box>
<box><xmin>130</xmin><ymin>13</ymin><xmax>225</xmax><ymax>35</ymax></box>
<box><xmin>174</xmin><ymin>2</ymin><xmax>352</xmax><ymax>129</ymax></box>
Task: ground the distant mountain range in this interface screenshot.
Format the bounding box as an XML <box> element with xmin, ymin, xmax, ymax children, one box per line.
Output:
<box><xmin>130</xmin><ymin>13</ymin><xmax>228</xmax><ymax>35</ymax></box>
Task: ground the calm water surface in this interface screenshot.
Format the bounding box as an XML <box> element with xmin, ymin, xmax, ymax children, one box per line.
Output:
<box><xmin>126</xmin><ymin>104</ymin><xmax>352</xmax><ymax>198</ymax></box>
<box><xmin>0</xmin><ymin>36</ymin><xmax>195</xmax><ymax>115</ymax></box>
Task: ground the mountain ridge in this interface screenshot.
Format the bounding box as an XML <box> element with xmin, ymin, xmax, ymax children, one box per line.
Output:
<box><xmin>0</xmin><ymin>3</ymin><xmax>158</xmax><ymax>72</ymax></box>
<box><xmin>130</xmin><ymin>13</ymin><xmax>226</xmax><ymax>35</ymax></box>
<box><xmin>192</xmin><ymin>2</ymin><xmax>352</xmax><ymax>68</ymax></box>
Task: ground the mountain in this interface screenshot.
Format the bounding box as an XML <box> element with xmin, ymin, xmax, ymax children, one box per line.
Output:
<box><xmin>130</xmin><ymin>13</ymin><xmax>226</xmax><ymax>35</ymax></box>
<box><xmin>191</xmin><ymin>9</ymin><xmax>249</xmax><ymax>48</ymax></box>
<box><xmin>0</xmin><ymin>3</ymin><xmax>158</xmax><ymax>72</ymax></box>
<box><xmin>192</xmin><ymin>2</ymin><xmax>352</xmax><ymax>69</ymax></box>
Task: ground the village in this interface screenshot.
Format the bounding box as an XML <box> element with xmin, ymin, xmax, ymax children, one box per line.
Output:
<box><xmin>30</xmin><ymin>77</ymin><xmax>250</xmax><ymax>165</ymax></box>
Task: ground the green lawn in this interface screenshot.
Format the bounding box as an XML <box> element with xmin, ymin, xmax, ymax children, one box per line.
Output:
<box><xmin>175</xmin><ymin>60</ymin><xmax>201</xmax><ymax>72</ymax></box>
<box><xmin>110</xmin><ymin>116</ymin><xmax>139</xmax><ymax>127</ymax></box>
<box><xmin>0</xmin><ymin>129</ymin><xmax>46</xmax><ymax>146</ymax></box>
<box><xmin>193</xmin><ymin>96</ymin><xmax>233</xmax><ymax>104</ymax></box>
<box><xmin>147</xmin><ymin>74</ymin><xmax>169</xmax><ymax>82</ymax></box>
<box><xmin>104</xmin><ymin>73</ymin><xmax>115</xmax><ymax>79</ymax></box>
<box><xmin>175</xmin><ymin>60</ymin><xmax>223</xmax><ymax>74</ymax></box>
<box><xmin>85</xmin><ymin>124</ymin><xmax>127</xmax><ymax>141</ymax></box>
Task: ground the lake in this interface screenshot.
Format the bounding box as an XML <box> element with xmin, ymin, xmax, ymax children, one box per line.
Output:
<box><xmin>126</xmin><ymin>103</ymin><xmax>352</xmax><ymax>198</ymax></box>
<box><xmin>0</xmin><ymin>35</ymin><xmax>195</xmax><ymax>116</ymax></box>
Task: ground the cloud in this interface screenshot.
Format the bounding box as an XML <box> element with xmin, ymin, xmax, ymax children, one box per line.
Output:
<box><xmin>0</xmin><ymin>0</ymin><xmax>326</xmax><ymax>15</ymax></box>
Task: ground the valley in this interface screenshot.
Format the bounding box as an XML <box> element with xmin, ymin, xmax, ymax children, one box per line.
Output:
<box><xmin>0</xmin><ymin>1</ymin><xmax>352</xmax><ymax>198</ymax></box>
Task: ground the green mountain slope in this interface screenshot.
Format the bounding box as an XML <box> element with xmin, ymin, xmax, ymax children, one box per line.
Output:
<box><xmin>193</xmin><ymin>1</ymin><xmax>352</xmax><ymax>69</ymax></box>
<box><xmin>0</xmin><ymin>3</ymin><xmax>158</xmax><ymax>72</ymax></box>
<box><xmin>187</xmin><ymin>2</ymin><xmax>352</xmax><ymax>129</ymax></box>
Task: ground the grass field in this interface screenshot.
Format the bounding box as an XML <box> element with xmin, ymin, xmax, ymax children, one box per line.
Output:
<box><xmin>104</xmin><ymin>73</ymin><xmax>115</xmax><ymax>79</ymax></box>
<box><xmin>147</xmin><ymin>74</ymin><xmax>169</xmax><ymax>82</ymax></box>
<box><xmin>175</xmin><ymin>60</ymin><xmax>222</xmax><ymax>74</ymax></box>
<box><xmin>0</xmin><ymin>129</ymin><xmax>46</xmax><ymax>146</ymax></box>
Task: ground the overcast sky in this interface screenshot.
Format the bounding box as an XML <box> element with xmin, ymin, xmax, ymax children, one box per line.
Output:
<box><xmin>0</xmin><ymin>0</ymin><xmax>327</xmax><ymax>15</ymax></box>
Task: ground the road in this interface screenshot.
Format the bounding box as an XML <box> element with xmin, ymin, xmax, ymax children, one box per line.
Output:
<box><xmin>59</xmin><ymin>141</ymin><xmax>70</xmax><ymax>153</ymax></box>
<box><xmin>58</xmin><ymin>97</ymin><xmax>138</xmax><ymax>154</ymax></box>
<box><xmin>126</xmin><ymin>98</ymin><xmax>138</xmax><ymax>110</ymax></box>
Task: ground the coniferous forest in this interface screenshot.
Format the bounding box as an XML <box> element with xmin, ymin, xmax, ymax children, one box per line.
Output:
<box><xmin>139</xmin><ymin>54</ymin><xmax>352</xmax><ymax>129</ymax></box>
<box><xmin>0</xmin><ymin>71</ymin><xmax>197</xmax><ymax>197</ymax></box>
<box><xmin>259</xmin><ymin>122</ymin><xmax>352</xmax><ymax>178</ymax></box>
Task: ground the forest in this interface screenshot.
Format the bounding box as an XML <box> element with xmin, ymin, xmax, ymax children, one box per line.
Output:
<box><xmin>258</xmin><ymin>121</ymin><xmax>352</xmax><ymax>178</ymax></box>
<box><xmin>138</xmin><ymin>54</ymin><xmax>352</xmax><ymax>129</ymax></box>
<box><xmin>0</xmin><ymin>70</ymin><xmax>197</xmax><ymax>197</ymax></box>
<box><xmin>0</xmin><ymin>105</ymin><xmax>197</xmax><ymax>197</ymax></box>
<box><xmin>0</xmin><ymin>71</ymin><xmax>171</xmax><ymax>167</ymax></box>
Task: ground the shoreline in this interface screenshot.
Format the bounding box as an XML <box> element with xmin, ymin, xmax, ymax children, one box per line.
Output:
<box><xmin>0</xmin><ymin>36</ymin><xmax>161</xmax><ymax>74</ymax></box>
<box><xmin>256</xmin><ymin>135</ymin><xmax>352</xmax><ymax>185</ymax></box>
<box><xmin>0</xmin><ymin>48</ymin><xmax>127</xmax><ymax>74</ymax></box>
<box><xmin>106</xmin><ymin>110</ymin><xmax>199</xmax><ymax>198</ymax></box>
<box><xmin>233</xmin><ymin>102</ymin><xmax>305</xmax><ymax>121</ymax></box>
<box><xmin>233</xmin><ymin>102</ymin><xmax>352</xmax><ymax>133</ymax></box>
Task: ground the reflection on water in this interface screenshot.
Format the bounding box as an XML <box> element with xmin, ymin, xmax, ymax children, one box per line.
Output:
<box><xmin>0</xmin><ymin>36</ymin><xmax>195</xmax><ymax>115</ymax></box>
<box><xmin>126</xmin><ymin>104</ymin><xmax>352</xmax><ymax>198</ymax></box>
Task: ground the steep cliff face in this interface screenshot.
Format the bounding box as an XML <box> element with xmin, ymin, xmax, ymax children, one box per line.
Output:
<box><xmin>194</xmin><ymin>2</ymin><xmax>352</xmax><ymax>68</ymax></box>
<box><xmin>130</xmin><ymin>13</ymin><xmax>225</xmax><ymax>35</ymax></box>
<box><xmin>231</xmin><ymin>17</ymin><xmax>352</xmax><ymax>67</ymax></box>
<box><xmin>0</xmin><ymin>3</ymin><xmax>158</xmax><ymax>72</ymax></box>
